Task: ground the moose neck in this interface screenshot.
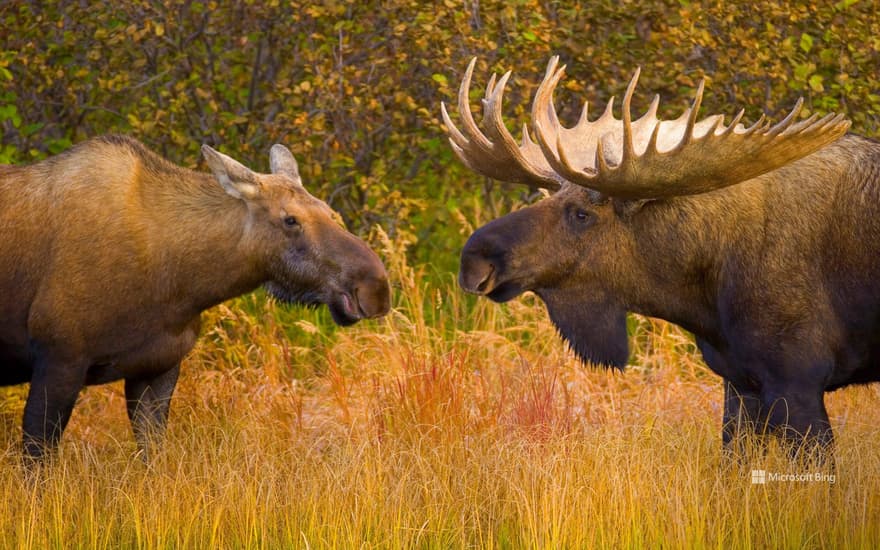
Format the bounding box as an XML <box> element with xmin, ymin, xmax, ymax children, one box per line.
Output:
<box><xmin>612</xmin><ymin>190</ymin><xmax>750</xmax><ymax>340</ymax></box>
<box><xmin>142</xmin><ymin>170</ymin><xmax>268</xmax><ymax>319</ymax></box>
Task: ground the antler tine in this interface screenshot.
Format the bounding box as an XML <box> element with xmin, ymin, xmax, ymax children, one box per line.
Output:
<box><xmin>621</xmin><ymin>67</ymin><xmax>641</xmax><ymax>163</ymax></box>
<box><xmin>537</xmin><ymin>56</ymin><xmax>565</xmax><ymax>142</ymax></box>
<box><xmin>486</xmin><ymin>72</ymin><xmax>497</xmax><ymax>99</ymax></box>
<box><xmin>529</xmin><ymin>58</ymin><xmax>850</xmax><ymax>198</ymax></box>
<box><xmin>765</xmin><ymin>97</ymin><xmax>804</xmax><ymax>139</ymax></box>
<box><xmin>532</xmin><ymin>58</ymin><xmax>592</xmax><ymax>185</ymax></box>
<box><xmin>813</xmin><ymin>112</ymin><xmax>848</xmax><ymax>133</ymax></box>
<box><xmin>441</xmin><ymin>60</ymin><xmax>499</xmax><ymax>176</ymax></box>
<box><xmin>457</xmin><ymin>58</ymin><xmax>493</xmax><ymax>151</ymax></box>
<box><xmin>483</xmin><ymin>70</ymin><xmax>528</xmax><ymax>163</ymax></box>
<box><xmin>742</xmin><ymin>113</ymin><xmax>768</xmax><ymax>137</ymax></box>
<box><xmin>599</xmin><ymin>97</ymin><xmax>615</xmax><ymax>123</ymax></box>
<box><xmin>445</xmin><ymin>57</ymin><xmax>851</xmax><ymax>200</ymax></box>
<box><xmin>782</xmin><ymin>111</ymin><xmax>822</xmax><ymax>137</ymax></box>
<box><xmin>577</xmin><ymin>102</ymin><xmax>590</xmax><ymax>126</ymax></box>
<box><xmin>483</xmin><ymin>69</ymin><xmax>515</xmax><ymax>140</ymax></box>
<box><xmin>440</xmin><ymin>61</ymin><xmax>479</xmax><ymax>153</ymax></box>
<box><xmin>676</xmin><ymin>78</ymin><xmax>705</xmax><ymax>149</ymax></box>
<box><xmin>594</xmin><ymin>134</ymin><xmax>610</xmax><ymax>174</ymax></box>
<box><xmin>543</xmin><ymin>55</ymin><xmax>561</xmax><ymax>82</ymax></box>
<box><xmin>644</xmin><ymin>94</ymin><xmax>660</xmax><ymax>120</ymax></box>
<box><xmin>636</xmin><ymin>94</ymin><xmax>663</xmax><ymax>157</ymax></box>
<box><xmin>440</xmin><ymin>58</ymin><xmax>564</xmax><ymax>188</ymax></box>
<box><xmin>719</xmin><ymin>108</ymin><xmax>746</xmax><ymax>136</ymax></box>
<box><xmin>645</xmin><ymin>114</ymin><xmax>663</xmax><ymax>155</ymax></box>
<box><xmin>440</xmin><ymin>102</ymin><xmax>466</xmax><ymax>148</ymax></box>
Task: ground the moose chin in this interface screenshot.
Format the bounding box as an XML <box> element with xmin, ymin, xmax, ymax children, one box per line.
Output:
<box><xmin>0</xmin><ymin>135</ymin><xmax>390</xmax><ymax>460</ymax></box>
<box><xmin>445</xmin><ymin>56</ymin><xmax>879</xmax><ymax>459</ymax></box>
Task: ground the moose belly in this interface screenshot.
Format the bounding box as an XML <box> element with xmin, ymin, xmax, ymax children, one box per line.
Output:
<box><xmin>90</xmin><ymin>320</ymin><xmax>200</xmax><ymax>383</ymax></box>
<box><xmin>85</xmin><ymin>362</ymin><xmax>126</xmax><ymax>385</ymax></box>
<box><xmin>0</xmin><ymin>344</ymin><xmax>33</xmax><ymax>386</ymax></box>
<box><xmin>826</xmin><ymin>338</ymin><xmax>880</xmax><ymax>390</ymax></box>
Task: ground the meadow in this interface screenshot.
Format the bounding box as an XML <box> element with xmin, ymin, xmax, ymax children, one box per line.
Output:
<box><xmin>1</xmin><ymin>228</ymin><xmax>878</xmax><ymax>549</ymax></box>
<box><xmin>3</xmin><ymin>1</ymin><xmax>880</xmax><ymax>547</ymax></box>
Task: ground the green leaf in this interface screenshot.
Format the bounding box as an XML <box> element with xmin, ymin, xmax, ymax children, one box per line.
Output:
<box><xmin>793</xmin><ymin>62</ymin><xmax>816</xmax><ymax>80</ymax></box>
<box><xmin>47</xmin><ymin>137</ymin><xmax>72</xmax><ymax>155</ymax></box>
<box><xmin>0</xmin><ymin>104</ymin><xmax>20</xmax><ymax>127</ymax></box>
<box><xmin>799</xmin><ymin>33</ymin><xmax>814</xmax><ymax>53</ymax></box>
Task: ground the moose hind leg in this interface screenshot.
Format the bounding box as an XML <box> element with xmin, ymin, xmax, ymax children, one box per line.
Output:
<box><xmin>125</xmin><ymin>364</ymin><xmax>180</xmax><ymax>459</ymax></box>
<box><xmin>760</xmin><ymin>381</ymin><xmax>834</xmax><ymax>464</ymax></box>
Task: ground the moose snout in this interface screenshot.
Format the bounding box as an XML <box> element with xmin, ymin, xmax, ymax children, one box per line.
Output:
<box><xmin>459</xmin><ymin>248</ymin><xmax>497</xmax><ymax>295</ymax></box>
<box><xmin>459</xmin><ymin>210</ymin><xmax>532</xmax><ymax>295</ymax></box>
<box><xmin>353</xmin><ymin>274</ymin><xmax>391</xmax><ymax>319</ymax></box>
<box><xmin>334</xmin><ymin>229</ymin><xmax>391</xmax><ymax>320</ymax></box>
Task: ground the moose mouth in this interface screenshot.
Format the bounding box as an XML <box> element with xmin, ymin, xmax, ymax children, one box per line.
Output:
<box><xmin>486</xmin><ymin>280</ymin><xmax>527</xmax><ymax>303</ymax></box>
<box><xmin>327</xmin><ymin>291</ymin><xmax>365</xmax><ymax>327</ymax></box>
<box><xmin>459</xmin><ymin>261</ymin><xmax>528</xmax><ymax>303</ymax></box>
<box><xmin>264</xmin><ymin>282</ymin><xmax>365</xmax><ymax>326</ymax></box>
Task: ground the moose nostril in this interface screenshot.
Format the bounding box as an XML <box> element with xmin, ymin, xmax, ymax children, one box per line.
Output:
<box><xmin>475</xmin><ymin>264</ymin><xmax>494</xmax><ymax>293</ymax></box>
<box><xmin>459</xmin><ymin>253</ymin><xmax>497</xmax><ymax>295</ymax></box>
<box><xmin>353</xmin><ymin>277</ymin><xmax>391</xmax><ymax>319</ymax></box>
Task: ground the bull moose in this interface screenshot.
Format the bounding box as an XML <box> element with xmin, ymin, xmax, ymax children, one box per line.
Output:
<box><xmin>444</xmin><ymin>57</ymin><xmax>879</xmax><ymax>455</ymax></box>
<box><xmin>0</xmin><ymin>135</ymin><xmax>390</xmax><ymax>459</ymax></box>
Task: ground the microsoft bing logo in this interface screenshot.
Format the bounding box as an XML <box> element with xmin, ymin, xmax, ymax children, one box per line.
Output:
<box><xmin>749</xmin><ymin>469</ymin><xmax>835</xmax><ymax>484</ymax></box>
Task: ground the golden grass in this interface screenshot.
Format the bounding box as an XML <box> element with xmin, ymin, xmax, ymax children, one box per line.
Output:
<box><xmin>1</xmin><ymin>231</ymin><xmax>879</xmax><ymax>548</ymax></box>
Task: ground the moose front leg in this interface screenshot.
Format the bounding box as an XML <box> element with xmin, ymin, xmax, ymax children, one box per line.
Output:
<box><xmin>722</xmin><ymin>379</ymin><xmax>763</xmax><ymax>460</ymax></box>
<box><xmin>22</xmin><ymin>349</ymin><xmax>88</xmax><ymax>460</ymax></box>
<box><xmin>125</xmin><ymin>364</ymin><xmax>180</xmax><ymax>460</ymax></box>
<box><xmin>695</xmin><ymin>339</ymin><xmax>763</xmax><ymax>459</ymax></box>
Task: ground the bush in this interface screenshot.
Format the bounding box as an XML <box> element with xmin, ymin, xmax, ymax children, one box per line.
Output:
<box><xmin>2</xmin><ymin>0</ymin><xmax>878</xmax><ymax>270</ymax></box>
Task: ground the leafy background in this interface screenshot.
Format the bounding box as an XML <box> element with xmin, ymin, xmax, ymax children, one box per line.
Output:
<box><xmin>2</xmin><ymin>2</ymin><xmax>880</xmax><ymax>547</ymax></box>
<box><xmin>2</xmin><ymin>0</ymin><xmax>878</xmax><ymax>273</ymax></box>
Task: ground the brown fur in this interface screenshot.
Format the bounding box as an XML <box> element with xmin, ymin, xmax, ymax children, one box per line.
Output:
<box><xmin>460</xmin><ymin>134</ymin><xmax>880</xmax><ymax>457</ymax></box>
<box><xmin>0</xmin><ymin>135</ymin><xmax>390</xmax><ymax>459</ymax></box>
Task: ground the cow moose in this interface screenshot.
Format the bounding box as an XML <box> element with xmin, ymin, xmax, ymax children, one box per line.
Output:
<box><xmin>444</xmin><ymin>57</ymin><xmax>880</xmax><ymax>456</ymax></box>
<box><xmin>0</xmin><ymin>135</ymin><xmax>390</xmax><ymax>459</ymax></box>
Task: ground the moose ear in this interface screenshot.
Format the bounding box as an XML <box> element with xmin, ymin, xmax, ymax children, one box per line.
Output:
<box><xmin>201</xmin><ymin>144</ymin><xmax>261</xmax><ymax>200</ymax></box>
<box><xmin>269</xmin><ymin>144</ymin><xmax>301</xmax><ymax>183</ymax></box>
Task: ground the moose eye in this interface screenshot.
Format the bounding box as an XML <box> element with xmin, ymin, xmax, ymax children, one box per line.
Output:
<box><xmin>283</xmin><ymin>215</ymin><xmax>299</xmax><ymax>227</ymax></box>
<box><xmin>575</xmin><ymin>210</ymin><xmax>590</xmax><ymax>222</ymax></box>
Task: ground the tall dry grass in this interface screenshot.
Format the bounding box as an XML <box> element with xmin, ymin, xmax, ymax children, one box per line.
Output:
<box><xmin>1</xmin><ymin>230</ymin><xmax>878</xmax><ymax>548</ymax></box>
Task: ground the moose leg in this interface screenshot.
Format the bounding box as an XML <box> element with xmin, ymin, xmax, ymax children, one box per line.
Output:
<box><xmin>125</xmin><ymin>364</ymin><xmax>180</xmax><ymax>459</ymax></box>
<box><xmin>694</xmin><ymin>339</ymin><xmax>763</xmax><ymax>459</ymax></box>
<box><xmin>722</xmin><ymin>379</ymin><xmax>763</xmax><ymax>460</ymax></box>
<box><xmin>22</xmin><ymin>350</ymin><xmax>87</xmax><ymax>460</ymax></box>
<box><xmin>759</xmin><ymin>381</ymin><xmax>834</xmax><ymax>463</ymax></box>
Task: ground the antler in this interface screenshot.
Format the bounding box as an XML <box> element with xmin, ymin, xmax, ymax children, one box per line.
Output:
<box><xmin>440</xmin><ymin>58</ymin><xmax>565</xmax><ymax>189</ymax></box>
<box><xmin>531</xmin><ymin>56</ymin><xmax>852</xmax><ymax>199</ymax></box>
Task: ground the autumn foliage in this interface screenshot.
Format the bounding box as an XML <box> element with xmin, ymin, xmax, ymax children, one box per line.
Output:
<box><xmin>2</xmin><ymin>0</ymin><xmax>878</xmax><ymax>268</ymax></box>
<box><xmin>3</xmin><ymin>2</ymin><xmax>880</xmax><ymax>547</ymax></box>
